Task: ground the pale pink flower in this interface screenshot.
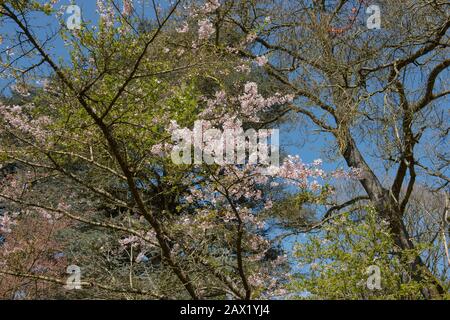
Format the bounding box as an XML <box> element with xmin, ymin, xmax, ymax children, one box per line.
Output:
<box><xmin>176</xmin><ymin>22</ymin><xmax>189</xmax><ymax>33</ymax></box>
<box><xmin>248</xmin><ymin>274</ymin><xmax>265</xmax><ymax>287</ymax></box>
<box><xmin>198</xmin><ymin>19</ymin><xmax>214</xmax><ymax>40</ymax></box>
<box><xmin>151</xmin><ymin>144</ymin><xmax>165</xmax><ymax>157</ymax></box>
<box><xmin>177</xmin><ymin>48</ymin><xmax>185</xmax><ymax>56</ymax></box>
<box><xmin>57</xmin><ymin>201</ymin><xmax>71</xmax><ymax>212</ymax></box>
<box><xmin>97</xmin><ymin>0</ymin><xmax>114</xmax><ymax>28</ymax></box>
<box><xmin>255</xmin><ymin>55</ymin><xmax>268</xmax><ymax>66</ymax></box>
<box><xmin>264</xmin><ymin>200</ymin><xmax>273</xmax><ymax>210</ymax></box>
<box><xmin>202</xmin><ymin>0</ymin><xmax>221</xmax><ymax>13</ymax></box>
<box><xmin>0</xmin><ymin>104</ymin><xmax>52</xmax><ymax>144</ymax></box>
<box><xmin>332</xmin><ymin>167</ymin><xmax>363</xmax><ymax>179</ymax></box>
<box><xmin>310</xmin><ymin>180</ymin><xmax>321</xmax><ymax>191</ymax></box>
<box><xmin>235</xmin><ymin>64</ymin><xmax>251</xmax><ymax>73</ymax></box>
<box><xmin>122</xmin><ymin>0</ymin><xmax>133</xmax><ymax>16</ymax></box>
<box><xmin>238</xmin><ymin>83</ymin><xmax>297</xmax><ymax>121</ymax></box>
<box><xmin>226</xmin><ymin>46</ymin><xmax>238</xmax><ymax>54</ymax></box>
<box><xmin>0</xmin><ymin>213</ymin><xmax>15</xmax><ymax>234</ymax></box>
<box><xmin>313</xmin><ymin>159</ymin><xmax>323</xmax><ymax>166</ymax></box>
<box><xmin>119</xmin><ymin>235</ymin><xmax>140</xmax><ymax>247</ymax></box>
<box><xmin>246</xmin><ymin>33</ymin><xmax>257</xmax><ymax>43</ymax></box>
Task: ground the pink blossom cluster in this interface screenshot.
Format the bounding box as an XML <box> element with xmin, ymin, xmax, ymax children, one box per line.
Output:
<box><xmin>31</xmin><ymin>201</ymin><xmax>69</xmax><ymax>223</ymax></box>
<box><xmin>96</xmin><ymin>0</ymin><xmax>115</xmax><ymax>28</ymax></box>
<box><xmin>331</xmin><ymin>167</ymin><xmax>364</xmax><ymax>179</ymax></box>
<box><xmin>33</xmin><ymin>207</ymin><xmax>62</xmax><ymax>223</ymax></box>
<box><xmin>187</xmin><ymin>0</ymin><xmax>221</xmax><ymax>17</ymax></box>
<box><xmin>0</xmin><ymin>104</ymin><xmax>52</xmax><ymax>144</ymax></box>
<box><xmin>245</xmin><ymin>33</ymin><xmax>257</xmax><ymax>44</ymax></box>
<box><xmin>118</xmin><ymin>230</ymin><xmax>156</xmax><ymax>263</ymax></box>
<box><xmin>201</xmin><ymin>83</ymin><xmax>294</xmax><ymax>123</ymax></box>
<box><xmin>176</xmin><ymin>22</ymin><xmax>190</xmax><ymax>33</ymax></box>
<box><xmin>198</xmin><ymin>19</ymin><xmax>215</xmax><ymax>41</ymax></box>
<box><xmin>122</xmin><ymin>0</ymin><xmax>133</xmax><ymax>17</ymax></box>
<box><xmin>201</xmin><ymin>0</ymin><xmax>221</xmax><ymax>13</ymax></box>
<box><xmin>255</xmin><ymin>55</ymin><xmax>268</xmax><ymax>67</ymax></box>
<box><xmin>265</xmin><ymin>156</ymin><xmax>362</xmax><ymax>190</ymax></box>
<box><xmin>247</xmin><ymin>251</ymin><xmax>288</xmax><ymax>297</ymax></box>
<box><xmin>0</xmin><ymin>213</ymin><xmax>16</xmax><ymax>234</ymax></box>
<box><xmin>235</xmin><ymin>63</ymin><xmax>251</xmax><ymax>74</ymax></box>
<box><xmin>238</xmin><ymin>82</ymin><xmax>294</xmax><ymax>122</ymax></box>
<box><xmin>150</xmin><ymin>143</ymin><xmax>165</xmax><ymax>157</ymax></box>
<box><xmin>271</xmin><ymin>155</ymin><xmax>326</xmax><ymax>189</ymax></box>
<box><xmin>0</xmin><ymin>176</ymin><xmax>19</xmax><ymax>199</ymax></box>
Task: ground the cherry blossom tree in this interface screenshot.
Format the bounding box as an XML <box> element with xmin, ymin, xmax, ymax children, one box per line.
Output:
<box><xmin>0</xmin><ymin>0</ymin><xmax>355</xmax><ymax>299</ymax></box>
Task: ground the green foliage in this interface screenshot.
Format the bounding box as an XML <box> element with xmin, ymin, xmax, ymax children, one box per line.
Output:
<box><xmin>291</xmin><ymin>207</ymin><xmax>431</xmax><ymax>299</ymax></box>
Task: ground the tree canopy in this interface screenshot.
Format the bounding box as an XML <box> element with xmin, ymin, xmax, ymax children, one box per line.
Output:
<box><xmin>0</xmin><ymin>0</ymin><xmax>448</xmax><ymax>300</ymax></box>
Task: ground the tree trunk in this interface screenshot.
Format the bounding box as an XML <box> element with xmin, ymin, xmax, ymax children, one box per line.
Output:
<box><xmin>341</xmin><ymin>135</ymin><xmax>445</xmax><ymax>299</ymax></box>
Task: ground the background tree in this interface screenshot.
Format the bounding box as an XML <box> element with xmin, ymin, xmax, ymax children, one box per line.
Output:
<box><xmin>214</xmin><ymin>0</ymin><xmax>449</xmax><ymax>299</ymax></box>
